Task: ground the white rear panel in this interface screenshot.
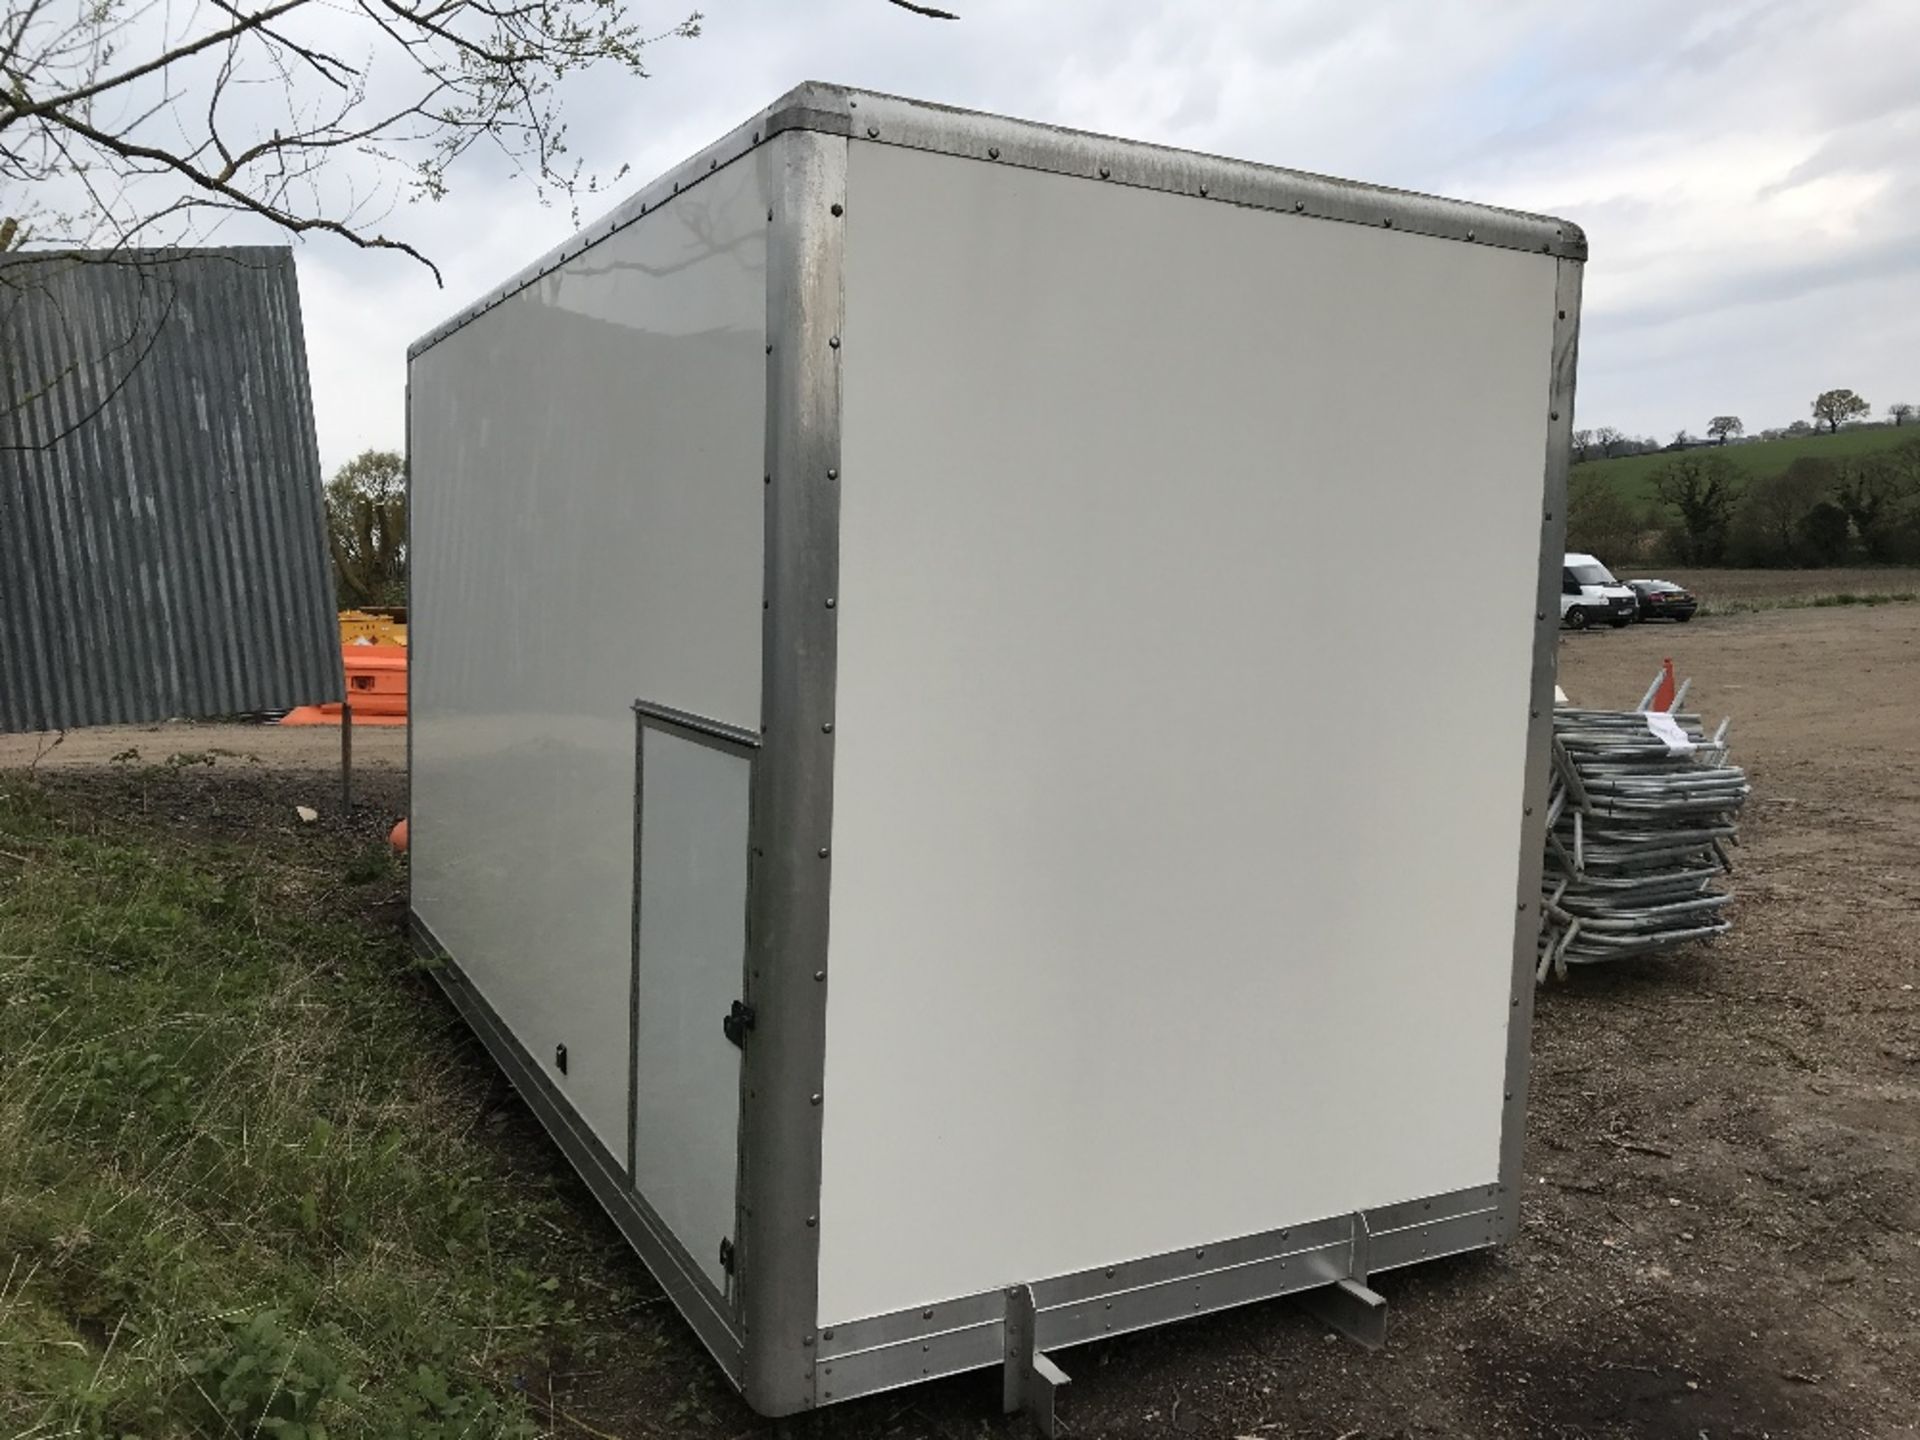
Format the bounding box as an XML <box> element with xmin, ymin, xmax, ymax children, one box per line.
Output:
<box><xmin>819</xmin><ymin>143</ymin><xmax>1554</xmax><ymax>1323</ymax></box>
<box><xmin>410</xmin><ymin>155</ymin><xmax>768</xmax><ymax>1156</ymax></box>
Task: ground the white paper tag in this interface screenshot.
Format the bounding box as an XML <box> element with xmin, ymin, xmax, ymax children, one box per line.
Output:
<box><xmin>1645</xmin><ymin>711</ymin><xmax>1694</xmax><ymax>755</ymax></box>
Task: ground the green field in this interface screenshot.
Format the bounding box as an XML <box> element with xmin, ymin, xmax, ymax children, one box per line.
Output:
<box><xmin>1576</xmin><ymin>425</ymin><xmax>1917</xmax><ymax>504</ymax></box>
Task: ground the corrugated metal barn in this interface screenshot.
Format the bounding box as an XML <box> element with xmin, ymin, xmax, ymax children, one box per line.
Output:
<box><xmin>0</xmin><ymin>246</ymin><xmax>343</xmax><ymax>732</ymax></box>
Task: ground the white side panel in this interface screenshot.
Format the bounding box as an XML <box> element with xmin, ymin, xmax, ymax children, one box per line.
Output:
<box><xmin>820</xmin><ymin>143</ymin><xmax>1556</xmax><ymax>1323</ymax></box>
<box><xmin>634</xmin><ymin>728</ymin><xmax>751</xmax><ymax>1291</ymax></box>
<box><xmin>410</xmin><ymin>156</ymin><xmax>767</xmax><ymax>1155</ymax></box>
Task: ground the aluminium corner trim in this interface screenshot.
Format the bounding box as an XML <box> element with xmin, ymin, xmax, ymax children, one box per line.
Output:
<box><xmin>734</xmin><ymin>126</ymin><xmax>849</xmax><ymax>1419</ymax></box>
<box><xmin>1497</xmin><ymin>257</ymin><xmax>1584</xmax><ymax>1238</ymax></box>
<box><xmin>409</xmin><ymin>916</ymin><xmax>745</xmax><ymax>1382</ymax></box>
<box><xmin>814</xmin><ymin>85</ymin><xmax>1584</xmax><ymax>262</ymax></box>
<box><xmin>407</xmin><ymin>82</ymin><xmax>1584</xmax><ymax>363</ymax></box>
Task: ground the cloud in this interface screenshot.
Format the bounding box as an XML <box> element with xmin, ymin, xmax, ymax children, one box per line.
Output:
<box><xmin>284</xmin><ymin>0</ymin><xmax>1920</xmax><ymax>470</ymax></box>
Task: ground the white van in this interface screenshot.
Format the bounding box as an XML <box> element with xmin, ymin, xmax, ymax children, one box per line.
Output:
<box><xmin>1561</xmin><ymin>552</ymin><xmax>1637</xmax><ymax>629</ymax></box>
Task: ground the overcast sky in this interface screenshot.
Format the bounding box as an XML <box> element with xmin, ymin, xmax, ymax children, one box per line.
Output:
<box><xmin>288</xmin><ymin>0</ymin><xmax>1920</xmax><ymax>473</ymax></box>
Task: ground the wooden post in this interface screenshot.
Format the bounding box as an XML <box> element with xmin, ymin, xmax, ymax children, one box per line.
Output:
<box><xmin>341</xmin><ymin>698</ymin><xmax>354</xmax><ymax>811</ymax></box>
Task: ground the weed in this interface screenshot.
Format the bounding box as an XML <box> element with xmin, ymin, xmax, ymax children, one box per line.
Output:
<box><xmin>0</xmin><ymin>776</ymin><xmax>662</xmax><ymax>1437</ymax></box>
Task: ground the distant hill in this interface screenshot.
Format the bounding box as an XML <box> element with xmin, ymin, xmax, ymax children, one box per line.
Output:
<box><xmin>1576</xmin><ymin>426</ymin><xmax>1919</xmax><ymax>505</ymax></box>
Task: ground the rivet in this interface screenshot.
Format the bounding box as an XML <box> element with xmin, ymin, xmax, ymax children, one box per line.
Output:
<box><xmin>1467</xmin><ymin>229</ymin><xmax>1477</xmax><ymax>241</ymax></box>
<box><xmin>1513</xmin><ymin>995</ymin><xmax>1521</xmax><ymax>1008</ymax></box>
<box><xmin>1542</xmin><ymin>242</ymin><xmax>1552</xmax><ymax>252</ymax></box>
<box><xmin>1524</xmin><ymin>806</ymin><xmax>1533</xmax><ymax>816</ymax></box>
<box><xmin>1007</xmin><ymin>1286</ymin><xmax>1020</xmax><ymax>1297</ymax></box>
<box><xmin>867</xmin><ymin>126</ymin><xmax>879</xmax><ymax>138</ymax></box>
<box><xmin>814</xmin><ymin>969</ymin><xmax>826</xmax><ymax>982</ymax></box>
<box><xmin>1105</xmin><ymin>1267</ymin><xmax>1115</xmax><ymax>1278</ymax></box>
<box><xmin>1544</xmin><ymin>512</ymin><xmax>1554</xmax><ymax>521</ymax></box>
<box><xmin>1199</xmin><ymin>184</ymin><xmax>1208</xmax><ymax>197</ymax></box>
<box><xmin>1280</xmin><ymin>1229</ymin><xmax>1289</xmax><ymax>1239</ymax></box>
<box><xmin>1558</xmin><ymin>309</ymin><xmax>1567</xmax><ymax>320</ymax></box>
<box><xmin>831</xmin><ymin>203</ymin><xmax>844</xmax><ymax>217</ymax></box>
<box><xmin>810</xmin><ymin>1093</ymin><xmax>822</xmax><ymax>1105</ymax></box>
<box><xmin>988</xmin><ymin>146</ymin><xmax>1000</xmax><ymax>160</ymax></box>
<box><xmin>822</xmin><ymin>722</ymin><xmax>833</xmax><ymax>733</ymax></box>
<box><xmin>827</xmin><ymin>468</ymin><xmax>839</xmax><ymax>480</ymax></box>
<box><xmin>923</xmin><ymin>1308</ymin><xmax>934</xmax><ymax>1319</ymax></box>
<box><xmin>766</xmin><ymin>343</ymin><xmax>773</xmax><ymax>354</ymax></box>
<box><xmin>803</xmin><ymin>1335</ymin><xmax>814</xmax><ymax>1347</ymax></box>
<box><xmin>1099</xmin><ymin>166</ymin><xmax>1111</xmax><ymax>179</ymax></box>
<box><xmin>817</xmin><ymin>847</ymin><xmax>830</xmax><ymax>858</ymax></box>
<box><xmin>764</xmin><ymin>474</ymin><xmax>771</xmax><ymax>485</ymax></box>
<box><xmin>1505</xmin><ymin>1090</ymin><xmax>1514</xmax><ymax>1101</ymax></box>
<box><xmin>1535</xmin><ymin>612</ymin><xmax>1545</xmax><ymax>621</ymax></box>
<box><xmin>1294</xmin><ymin>200</ymin><xmax>1305</xmax><ymax>211</ymax></box>
<box><xmin>1195</xmin><ymin>1248</ymin><xmax>1205</xmax><ymax>1259</ymax></box>
<box><xmin>822</xmin><ymin>1328</ymin><xmax>835</xmax><ymax>1339</ymax></box>
<box><xmin>754</xmin><ymin>131</ymin><xmax>761</xmax><ymax>143</ymax></box>
<box><xmin>806</xmin><ymin>1214</ymin><xmax>817</xmax><ymax>1226</ymax></box>
<box><xmin>1383</xmin><ymin>217</ymin><xmax>1393</xmax><ymax>227</ymax></box>
<box><xmin>1531</xmin><ymin>709</ymin><xmax>1540</xmax><ymax>719</ymax></box>
<box><xmin>825</xmin><ymin>597</ymin><xmax>836</xmax><ymax>609</ymax></box>
<box><xmin>1550</xmin><ymin>411</ymin><xmax>1560</xmax><ymax>421</ymax></box>
<box><xmin>829</xmin><ymin>336</ymin><xmax>841</xmax><ymax>349</ymax></box>
<box><xmin>1517</xmin><ymin>900</ymin><xmax>1528</xmax><ymax>912</ymax></box>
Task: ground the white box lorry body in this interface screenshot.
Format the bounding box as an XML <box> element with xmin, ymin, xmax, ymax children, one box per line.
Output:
<box><xmin>407</xmin><ymin>83</ymin><xmax>1584</xmax><ymax>1417</ymax></box>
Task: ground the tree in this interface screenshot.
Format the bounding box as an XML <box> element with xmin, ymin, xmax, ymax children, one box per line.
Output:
<box><xmin>1593</xmin><ymin>425</ymin><xmax>1625</xmax><ymax>458</ymax></box>
<box><xmin>1731</xmin><ymin>458</ymin><xmax>1833</xmax><ymax>566</ymax></box>
<box><xmin>1570</xmin><ymin>428</ymin><xmax>1594</xmax><ymax>464</ymax></box>
<box><xmin>1669</xmin><ymin>429</ymin><xmax>1693</xmax><ymax>449</ymax></box>
<box><xmin>1811</xmin><ymin>388</ymin><xmax>1870</xmax><ymax>434</ymax></box>
<box><xmin>1891</xmin><ymin>403</ymin><xmax>1916</xmax><ymax>427</ymax></box>
<box><xmin>1786</xmin><ymin>419</ymin><xmax>1813</xmax><ymax>436</ymax></box>
<box><xmin>1565</xmin><ymin>472</ymin><xmax>1642</xmax><ymax>562</ymax></box>
<box><xmin>1707</xmin><ymin>415</ymin><xmax>1744</xmax><ymax>445</ymax></box>
<box><xmin>2</xmin><ymin>2</ymin><xmax>947</xmax><ymax>262</ymax></box>
<box><xmin>1651</xmin><ymin>452</ymin><xmax>1742</xmax><ymax>564</ymax></box>
<box><xmin>326</xmin><ymin>449</ymin><xmax>407</xmax><ymax>607</ymax></box>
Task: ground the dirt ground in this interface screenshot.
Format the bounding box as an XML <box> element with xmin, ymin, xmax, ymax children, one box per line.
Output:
<box><xmin>0</xmin><ymin>716</ymin><xmax>407</xmax><ymax>773</ymax></box>
<box><xmin>6</xmin><ymin>602</ymin><xmax>1917</xmax><ymax>1438</ymax></box>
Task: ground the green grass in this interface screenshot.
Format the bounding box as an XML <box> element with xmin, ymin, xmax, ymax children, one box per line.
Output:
<box><xmin>1576</xmin><ymin>425</ymin><xmax>1918</xmax><ymax>505</ymax></box>
<box><xmin>0</xmin><ymin>776</ymin><xmax>667</xmax><ymax>1438</ymax></box>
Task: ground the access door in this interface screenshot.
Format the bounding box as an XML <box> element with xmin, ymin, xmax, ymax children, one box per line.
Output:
<box><xmin>630</xmin><ymin>707</ymin><xmax>754</xmax><ymax>1296</ymax></box>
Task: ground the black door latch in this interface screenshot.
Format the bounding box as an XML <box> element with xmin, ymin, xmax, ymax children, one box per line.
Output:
<box><xmin>723</xmin><ymin>1000</ymin><xmax>756</xmax><ymax>1048</ymax></box>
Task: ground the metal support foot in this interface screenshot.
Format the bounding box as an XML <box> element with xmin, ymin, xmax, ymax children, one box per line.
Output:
<box><xmin>1308</xmin><ymin>1276</ymin><xmax>1388</xmax><ymax>1350</ymax></box>
<box><xmin>1004</xmin><ymin>1284</ymin><xmax>1070</xmax><ymax>1436</ymax></box>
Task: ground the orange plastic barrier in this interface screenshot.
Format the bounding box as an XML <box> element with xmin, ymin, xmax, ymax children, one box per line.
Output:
<box><xmin>280</xmin><ymin>643</ymin><xmax>408</xmax><ymax>726</ymax></box>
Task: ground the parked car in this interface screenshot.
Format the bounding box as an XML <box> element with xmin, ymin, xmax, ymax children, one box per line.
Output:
<box><xmin>1628</xmin><ymin>578</ymin><xmax>1698</xmax><ymax>622</ymax></box>
<box><xmin>1561</xmin><ymin>552</ymin><xmax>1638</xmax><ymax>629</ymax></box>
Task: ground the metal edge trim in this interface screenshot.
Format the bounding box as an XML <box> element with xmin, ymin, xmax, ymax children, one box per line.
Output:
<box><xmin>813</xmin><ymin>1184</ymin><xmax>1500</xmax><ymax>1404</ymax></box>
<box><xmin>734</xmin><ymin>127</ymin><xmax>847</xmax><ymax>1419</ymax></box>
<box><xmin>1498</xmin><ymin>258</ymin><xmax>1584</xmax><ymax>1237</ymax></box>
<box><xmin>408</xmin><ymin>914</ymin><xmax>746</xmax><ymax>1382</ymax></box>
<box><xmin>630</xmin><ymin>697</ymin><xmax>763</xmax><ymax>750</ymax></box>
<box><xmin>408</xmin><ymin>82</ymin><xmax>1583</xmax><ymax>364</ymax></box>
<box><xmin>832</xmin><ymin>86</ymin><xmax>1583</xmax><ymax>260</ymax></box>
<box><xmin>405</xmin><ymin>91</ymin><xmax>832</xmax><ymax>362</ymax></box>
